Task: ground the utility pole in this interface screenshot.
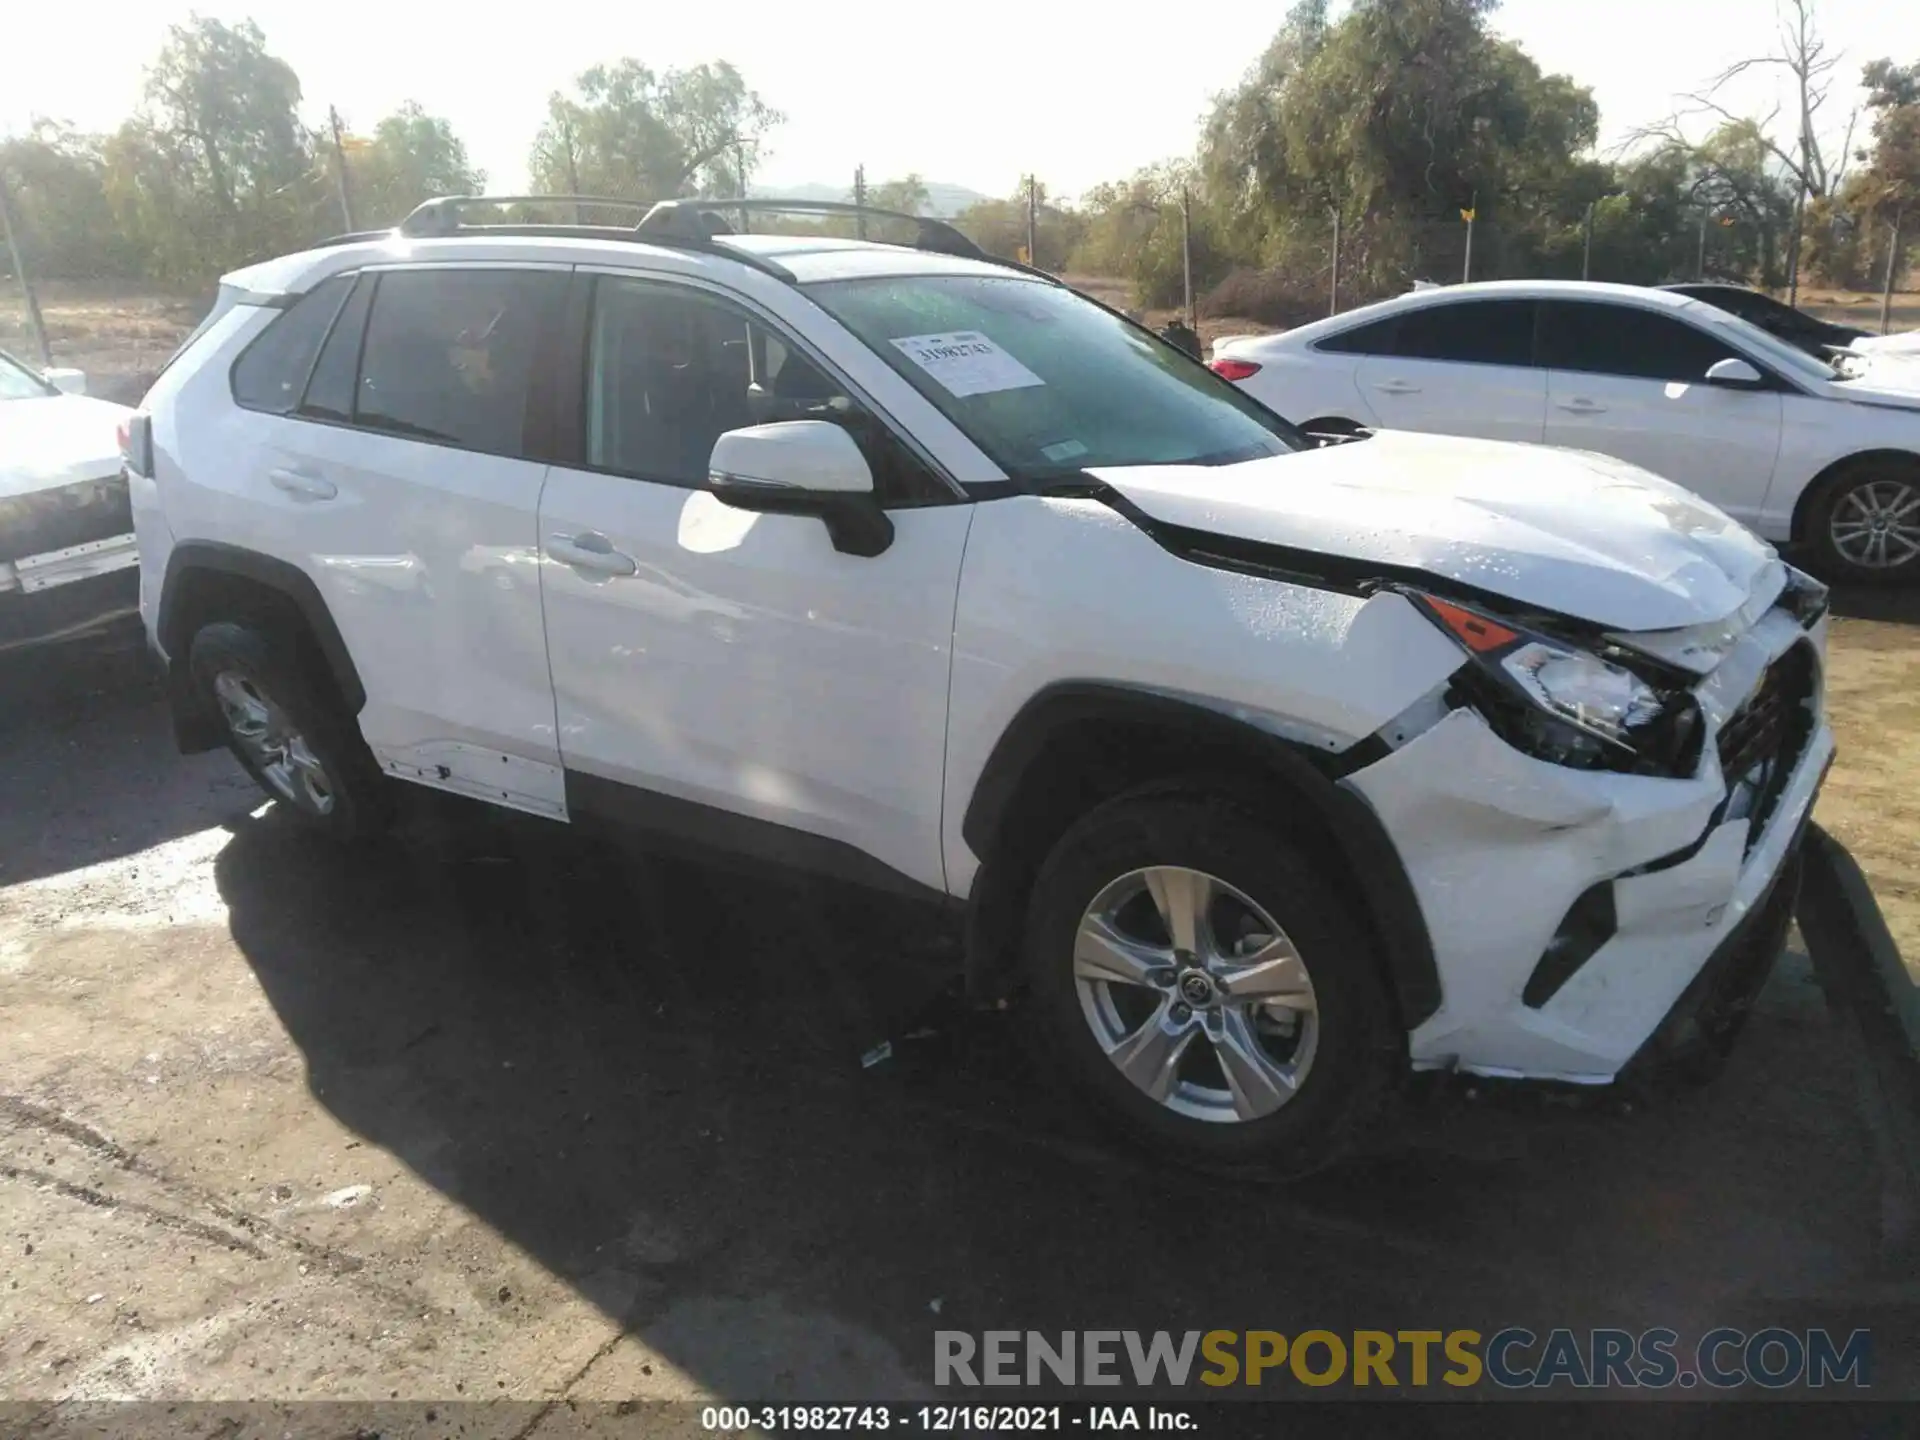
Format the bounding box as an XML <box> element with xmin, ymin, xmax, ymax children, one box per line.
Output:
<box><xmin>1026</xmin><ymin>175</ymin><xmax>1037</xmax><ymax>268</ymax></box>
<box><xmin>1884</xmin><ymin>215</ymin><xmax>1906</xmax><ymax>336</ymax></box>
<box><xmin>327</xmin><ymin>106</ymin><xmax>355</xmax><ymax>231</ymax></box>
<box><xmin>736</xmin><ymin>139</ymin><xmax>749</xmax><ymax>234</ymax></box>
<box><xmin>0</xmin><ymin>168</ymin><xmax>52</xmax><ymax>367</ymax></box>
<box><xmin>1787</xmin><ymin>185</ymin><xmax>1807</xmax><ymax>307</ymax></box>
<box><xmin>1698</xmin><ymin>209</ymin><xmax>1709</xmax><ymax>279</ymax></box>
<box><xmin>1462</xmin><ymin>191</ymin><xmax>1477</xmax><ymax>284</ymax></box>
<box><xmin>854</xmin><ymin>164</ymin><xmax>867</xmax><ymax>240</ymax></box>
<box><xmin>560</xmin><ymin>114</ymin><xmax>583</xmax><ymax>224</ymax></box>
<box><xmin>1329</xmin><ymin>206</ymin><xmax>1340</xmax><ymax>316</ymax></box>
<box><xmin>1581</xmin><ymin>202</ymin><xmax>1595</xmax><ymax>281</ymax></box>
<box><xmin>1179</xmin><ymin>187</ymin><xmax>1193</xmax><ymax>328</ymax></box>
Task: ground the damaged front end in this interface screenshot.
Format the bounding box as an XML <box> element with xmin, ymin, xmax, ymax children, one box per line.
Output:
<box><xmin>0</xmin><ymin>472</ymin><xmax>140</xmax><ymax>650</ymax></box>
<box><xmin>1343</xmin><ymin>564</ymin><xmax>1832</xmax><ymax>1085</ymax></box>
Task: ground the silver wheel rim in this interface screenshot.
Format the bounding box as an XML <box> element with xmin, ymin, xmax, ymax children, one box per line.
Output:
<box><xmin>212</xmin><ymin>671</ymin><xmax>336</xmax><ymax>817</ymax></box>
<box><xmin>1074</xmin><ymin>866</ymin><xmax>1318</xmax><ymax>1124</ymax></box>
<box><xmin>1829</xmin><ymin>479</ymin><xmax>1920</xmax><ymax>569</ymax></box>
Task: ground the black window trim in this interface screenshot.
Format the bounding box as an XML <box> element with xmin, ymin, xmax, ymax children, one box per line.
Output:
<box><xmin>554</xmin><ymin>264</ymin><xmax>969</xmax><ymax>510</ymax></box>
<box><xmin>1536</xmin><ymin>297</ymin><xmax>1808</xmax><ymax>396</ymax></box>
<box><xmin>1307</xmin><ymin>297</ymin><xmax>1544</xmax><ymax>370</ymax></box>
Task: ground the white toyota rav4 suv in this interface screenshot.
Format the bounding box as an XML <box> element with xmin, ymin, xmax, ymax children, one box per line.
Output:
<box><xmin>129</xmin><ymin>197</ymin><xmax>1834</xmax><ymax>1175</ymax></box>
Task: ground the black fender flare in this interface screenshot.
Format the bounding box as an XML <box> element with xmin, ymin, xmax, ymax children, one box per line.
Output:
<box><xmin>960</xmin><ymin>682</ymin><xmax>1441</xmax><ymax>1030</ymax></box>
<box><xmin>158</xmin><ymin>541</ymin><xmax>366</xmax><ymax>714</ymax></box>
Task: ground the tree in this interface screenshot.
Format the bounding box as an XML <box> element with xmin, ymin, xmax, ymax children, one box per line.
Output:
<box><xmin>1847</xmin><ymin>58</ymin><xmax>1920</xmax><ymax>322</ymax></box>
<box><xmin>0</xmin><ymin>121</ymin><xmax>140</xmax><ymax>281</ymax></box>
<box><xmin>102</xmin><ymin>16</ymin><xmax>318</xmax><ymax>282</ymax></box>
<box><xmin>866</xmin><ymin>174</ymin><xmax>930</xmax><ymax>216</ymax></box>
<box><xmin>347</xmin><ymin>103</ymin><xmax>486</xmax><ymax>228</ymax></box>
<box><xmin>528</xmin><ymin>59</ymin><xmax>780</xmax><ymax>204</ymax></box>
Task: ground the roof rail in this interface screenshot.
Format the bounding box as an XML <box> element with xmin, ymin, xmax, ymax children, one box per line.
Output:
<box><xmin>400</xmin><ymin>195</ymin><xmax>658</xmax><ymax>237</ymax></box>
<box><xmin>391</xmin><ymin>192</ymin><xmax>1023</xmax><ymax>282</ymax></box>
<box><xmin>636</xmin><ymin>198</ymin><xmax>988</xmax><ymax>261</ymax></box>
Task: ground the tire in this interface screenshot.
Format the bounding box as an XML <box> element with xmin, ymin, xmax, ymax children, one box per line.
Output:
<box><xmin>1804</xmin><ymin>457</ymin><xmax>1920</xmax><ymax>585</ymax></box>
<box><xmin>1023</xmin><ymin>786</ymin><xmax>1400</xmax><ymax>1178</ymax></box>
<box><xmin>188</xmin><ymin>620</ymin><xmax>390</xmax><ymax>840</ymax></box>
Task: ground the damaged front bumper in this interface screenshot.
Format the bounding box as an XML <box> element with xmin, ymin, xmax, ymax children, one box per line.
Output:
<box><xmin>1347</xmin><ymin>604</ymin><xmax>1832</xmax><ymax>1084</ymax></box>
<box><xmin>0</xmin><ymin>472</ymin><xmax>141</xmax><ymax>651</ymax></box>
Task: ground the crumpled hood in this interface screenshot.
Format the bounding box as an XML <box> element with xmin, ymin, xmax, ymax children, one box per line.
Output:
<box><xmin>1088</xmin><ymin>430</ymin><xmax>1781</xmax><ymax>633</ymax></box>
<box><xmin>0</xmin><ymin>394</ymin><xmax>131</xmax><ymax>501</ymax></box>
<box><xmin>1832</xmin><ymin>360</ymin><xmax>1920</xmax><ymax>408</ymax></box>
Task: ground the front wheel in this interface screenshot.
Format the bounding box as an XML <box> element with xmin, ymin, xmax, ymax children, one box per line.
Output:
<box><xmin>1023</xmin><ymin>789</ymin><xmax>1400</xmax><ymax>1178</ymax></box>
<box><xmin>1805</xmin><ymin>459</ymin><xmax>1920</xmax><ymax>584</ymax></box>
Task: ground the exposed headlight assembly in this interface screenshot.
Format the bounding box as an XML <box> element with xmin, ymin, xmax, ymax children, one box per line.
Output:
<box><xmin>1411</xmin><ymin>594</ymin><xmax>1701</xmax><ymax>775</ymax></box>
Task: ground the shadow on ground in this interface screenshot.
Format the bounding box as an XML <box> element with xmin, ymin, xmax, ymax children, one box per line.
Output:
<box><xmin>208</xmin><ymin>787</ymin><xmax>1915</xmax><ymax>1397</ymax></box>
<box><xmin>0</xmin><ymin>620</ymin><xmax>255</xmax><ymax>887</ymax></box>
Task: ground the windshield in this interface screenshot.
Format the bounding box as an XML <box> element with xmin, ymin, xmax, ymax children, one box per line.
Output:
<box><xmin>0</xmin><ymin>351</ymin><xmax>56</xmax><ymax>401</ymax></box>
<box><xmin>1687</xmin><ymin>303</ymin><xmax>1844</xmax><ymax>386</ymax></box>
<box><xmin>805</xmin><ymin>274</ymin><xmax>1303</xmax><ymax>484</ymax></box>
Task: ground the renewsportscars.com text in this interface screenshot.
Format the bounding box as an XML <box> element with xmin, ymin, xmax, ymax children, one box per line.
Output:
<box><xmin>934</xmin><ymin>1328</ymin><xmax>1871</xmax><ymax>1391</ymax></box>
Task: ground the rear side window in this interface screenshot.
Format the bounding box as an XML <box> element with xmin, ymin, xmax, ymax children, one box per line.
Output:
<box><xmin>353</xmin><ymin>269</ymin><xmax>563</xmax><ymax>457</ymax></box>
<box><xmin>229</xmin><ymin>276</ymin><xmax>353</xmax><ymax>413</ymax></box>
<box><xmin>1316</xmin><ymin>315</ymin><xmax>1399</xmax><ymax>356</ymax></box>
<box><xmin>1540</xmin><ymin>302</ymin><xmax>1741</xmax><ymax>383</ymax></box>
<box><xmin>1391</xmin><ymin>300</ymin><xmax>1537</xmax><ymax>366</ymax></box>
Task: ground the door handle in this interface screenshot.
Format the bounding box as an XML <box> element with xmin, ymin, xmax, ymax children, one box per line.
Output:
<box><xmin>547</xmin><ymin>533</ymin><xmax>637</xmax><ymax>577</ymax></box>
<box><xmin>1373</xmin><ymin>380</ymin><xmax>1421</xmax><ymax>396</ymax></box>
<box><xmin>268</xmin><ymin>467</ymin><xmax>337</xmax><ymax>500</ymax></box>
<box><xmin>1556</xmin><ymin>399</ymin><xmax>1607</xmax><ymax>415</ymax></box>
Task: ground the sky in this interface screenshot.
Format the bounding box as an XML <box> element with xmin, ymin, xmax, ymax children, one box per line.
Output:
<box><xmin>5</xmin><ymin>0</ymin><xmax>1919</xmax><ymax>202</ymax></box>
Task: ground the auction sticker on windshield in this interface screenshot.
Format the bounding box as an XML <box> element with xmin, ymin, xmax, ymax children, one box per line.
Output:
<box><xmin>890</xmin><ymin>331</ymin><xmax>1045</xmax><ymax>397</ymax></box>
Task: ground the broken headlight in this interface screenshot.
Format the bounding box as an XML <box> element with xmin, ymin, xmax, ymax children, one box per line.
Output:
<box><xmin>1413</xmin><ymin>594</ymin><xmax>1700</xmax><ymax>775</ymax></box>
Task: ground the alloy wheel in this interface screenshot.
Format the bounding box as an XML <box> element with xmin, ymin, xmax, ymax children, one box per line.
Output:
<box><xmin>1829</xmin><ymin>478</ymin><xmax>1920</xmax><ymax>570</ymax></box>
<box><xmin>1073</xmin><ymin>865</ymin><xmax>1318</xmax><ymax>1124</ymax></box>
<box><xmin>212</xmin><ymin>671</ymin><xmax>337</xmax><ymax>817</ymax></box>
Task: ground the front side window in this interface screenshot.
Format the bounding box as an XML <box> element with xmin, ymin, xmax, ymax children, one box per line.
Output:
<box><xmin>229</xmin><ymin>274</ymin><xmax>353</xmax><ymax>414</ymax></box>
<box><xmin>805</xmin><ymin>273</ymin><xmax>1301</xmax><ymax>484</ymax></box>
<box><xmin>354</xmin><ymin>269</ymin><xmax>563</xmax><ymax>456</ymax></box>
<box><xmin>585</xmin><ymin>277</ymin><xmax>946</xmax><ymax>502</ymax></box>
<box><xmin>1539</xmin><ymin>301</ymin><xmax>1743</xmax><ymax>383</ymax></box>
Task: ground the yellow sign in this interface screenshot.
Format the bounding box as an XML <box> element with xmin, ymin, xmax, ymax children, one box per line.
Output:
<box><xmin>1460</xmin><ymin>208</ymin><xmax>1476</xmax><ymax>223</ymax></box>
<box><xmin>1016</xmin><ymin>245</ymin><xmax>1031</xmax><ymax>264</ymax></box>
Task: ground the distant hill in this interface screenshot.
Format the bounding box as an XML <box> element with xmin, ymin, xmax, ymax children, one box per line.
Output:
<box><xmin>749</xmin><ymin>179</ymin><xmax>993</xmax><ymax>218</ymax></box>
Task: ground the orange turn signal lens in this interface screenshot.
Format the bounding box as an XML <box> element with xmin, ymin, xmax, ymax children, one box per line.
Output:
<box><xmin>1422</xmin><ymin>595</ymin><xmax>1519</xmax><ymax>654</ymax></box>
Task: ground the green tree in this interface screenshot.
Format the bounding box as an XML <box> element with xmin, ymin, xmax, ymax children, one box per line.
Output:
<box><xmin>528</xmin><ymin>59</ymin><xmax>780</xmax><ymax>204</ymax></box>
<box><xmin>1846</xmin><ymin>58</ymin><xmax>1920</xmax><ymax>303</ymax></box>
<box><xmin>345</xmin><ymin>103</ymin><xmax>485</xmax><ymax>228</ymax></box>
<box><xmin>866</xmin><ymin>174</ymin><xmax>930</xmax><ymax>216</ymax></box>
<box><xmin>0</xmin><ymin>121</ymin><xmax>141</xmax><ymax>281</ymax></box>
<box><xmin>102</xmin><ymin>16</ymin><xmax>318</xmax><ymax>282</ymax></box>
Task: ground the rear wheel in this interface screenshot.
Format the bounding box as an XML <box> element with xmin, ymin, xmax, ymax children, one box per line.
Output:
<box><xmin>1805</xmin><ymin>458</ymin><xmax>1920</xmax><ymax>584</ymax></box>
<box><xmin>189</xmin><ymin>621</ymin><xmax>389</xmax><ymax>840</ymax></box>
<box><xmin>1023</xmin><ymin>788</ymin><xmax>1399</xmax><ymax>1178</ymax></box>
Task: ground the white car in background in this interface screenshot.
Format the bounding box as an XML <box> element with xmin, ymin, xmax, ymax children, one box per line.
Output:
<box><xmin>1210</xmin><ymin>280</ymin><xmax>1920</xmax><ymax>583</ymax></box>
<box><xmin>0</xmin><ymin>350</ymin><xmax>139</xmax><ymax>652</ymax></box>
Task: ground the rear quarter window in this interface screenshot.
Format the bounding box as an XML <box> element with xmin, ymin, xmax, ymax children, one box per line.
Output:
<box><xmin>229</xmin><ymin>276</ymin><xmax>355</xmax><ymax>414</ymax></box>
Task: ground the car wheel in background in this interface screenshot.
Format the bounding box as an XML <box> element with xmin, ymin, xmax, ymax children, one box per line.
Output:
<box><xmin>189</xmin><ymin>620</ymin><xmax>390</xmax><ymax>839</ymax></box>
<box><xmin>1806</xmin><ymin>457</ymin><xmax>1920</xmax><ymax>584</ymax></box>
<box><xmin>1023</xmin><ymin>787</ymin><xmax>1399</xmax><ymax>1178</ymax></box>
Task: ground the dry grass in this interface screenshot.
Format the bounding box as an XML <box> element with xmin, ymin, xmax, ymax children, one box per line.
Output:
<box><xmin>0</xmin><ymin>279</ymin><xmax>202</xmax><ymax>404</ymax></box>
<box><xmin>1797</xmin><ymin>287</ymin><xmax>1920</xmax><ymax>332</ymax></box>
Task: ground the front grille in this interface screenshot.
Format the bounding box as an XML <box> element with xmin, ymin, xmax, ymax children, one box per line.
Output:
<box><xmin>1717</xmin><ymin>640</ymin><xmax>1816</xmax><ymax>850</ymax></box>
